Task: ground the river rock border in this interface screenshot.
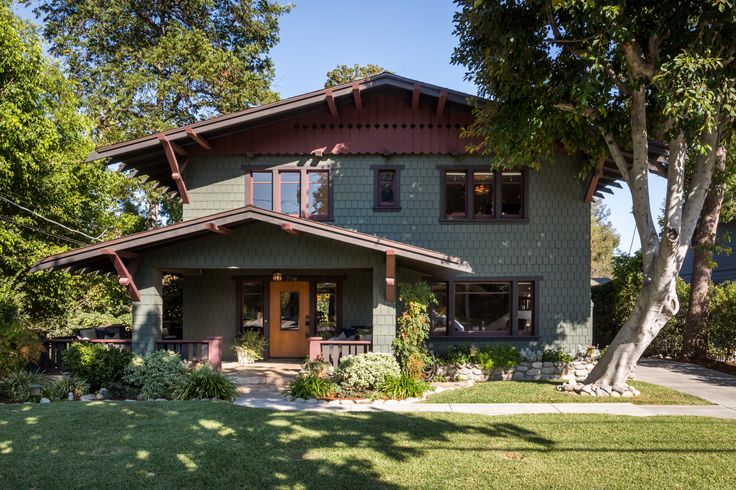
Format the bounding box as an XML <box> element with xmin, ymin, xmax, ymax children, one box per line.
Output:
<box><xmin>435</xmin><ymin>360</ymin><xmax>599</xmax><ymax>383</ymax></box>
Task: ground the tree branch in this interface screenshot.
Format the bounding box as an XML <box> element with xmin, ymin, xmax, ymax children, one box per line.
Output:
<box><xmin>622</xmin><ymin>41</ymin><xmax>656</xmax><ymax>80</ymax></box>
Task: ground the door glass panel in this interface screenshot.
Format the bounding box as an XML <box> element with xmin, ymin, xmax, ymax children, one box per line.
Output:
<box><xmin>280</xmin><ymin>291</ymin><xmax>300</xmax><ymax>330</ymax></box>
<box><xmin>242</xmin><ymin>282</ymin><xmax>264</xmax><ymax>331</ymax></box>
<box><xmin>316</xmin><ymin>282</ymin><xmax>337</xmax><ymax>338</ymax></box>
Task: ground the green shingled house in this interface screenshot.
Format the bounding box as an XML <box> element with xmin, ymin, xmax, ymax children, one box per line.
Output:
<box><xmin>32</xmin><ymin>74</ymin><xmax>598</xmax><ymax>362</ymax></box>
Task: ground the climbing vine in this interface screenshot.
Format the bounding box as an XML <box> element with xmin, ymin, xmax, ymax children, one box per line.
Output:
<box><xmin>392</xmin><ymin>282</ymin><xmax>436</xmax><ymax>379</ymax></box>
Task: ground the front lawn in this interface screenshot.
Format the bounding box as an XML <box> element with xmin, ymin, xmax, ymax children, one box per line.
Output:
<box><xmin>425</xmin><ymin>380</ymin><xmax>710</xmax><ymax>405</ymax></box>
<box><xmin>1</xmin><ymin>402</ymin><xmax>735</xmax><ymax>488</ymax></box>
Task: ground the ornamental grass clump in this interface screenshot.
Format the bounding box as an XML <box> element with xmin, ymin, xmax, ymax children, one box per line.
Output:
<box><xmin>333</xmin><ymin>352</ymin><xmax>400</xmax><ymax>392</ymax></box>
<box><xmin>123</xmin><ymin>350</ymin><xmax>189</xmax><ymax>399</ymax></box>
<box><xmin>174</xmin><ymin>364</ymin><xmax>238</xmax><ymax>401</ymax></box>
<box><xmin>0</xmin><ymin>368</ymin><xmax>46</xmax><ymax>402</ymax></box>
<box><xmin>288</xmin><ymin>372</ymin><xmax>336</xmax><ymax>400</ymax></box>
<box><xmin>381</xmin><ymin>374</ymin><xmax>431</xmax><ymax>399</ymax></box>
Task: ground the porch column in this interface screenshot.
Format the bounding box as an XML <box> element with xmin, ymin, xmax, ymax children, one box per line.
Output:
<box><xmin>371</xmin><ymin>257</ymin><xmax>396</xmax><ymax>353</ymax></box>
<box><xmin>131</xmin><ymin>261</ymin><xmax>163</xmax><ymax>355</ymax></box>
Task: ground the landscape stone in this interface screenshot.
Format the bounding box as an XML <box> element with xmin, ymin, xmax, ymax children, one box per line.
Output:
<box><xmin>612</xmin><ymin>385</ymin><xmax>628</xmax><ymax>394</ymax></box>
<box><xmin>531</xmin><ymin>362</ymin><xmax>543</xmax><ymax>369</ymax></box>
<box><xmin>80</xmin><ymin>394</ymin><xmax>95</xmax><ymax>401</ymax></box>
<box><xmin>610</xmin><ymin>391</ymin><xmax>621</xmax><ymax>398</ymax></box>
<box><xmin>39</xmin><ymin>398</ymin><xmax>50</xmax><ymax>404</ymax></box>
<box><xmin>527</xmin><ymin>368</ymin><xmax>541</xmax><ymax>376</ymax></box>
<box><xmin>515</xmin><ymin>365</ymin><xmax>529</xmax><ymax>372</ymax></box>
<box><xmin>542</xmin><ymin>362</ymin><xmax>554</xmax><ymax>368</ymax></box>
<box><xmin>621</xmin><ymin>391</ymin><xmax>633</xmax><ymax>398</ymax></box>
<box><xmin>541</xmin><ymin>367</ymin><xmax>556</xmax><ymax>374</ymax></box>
<box><xmin>67</xmin><ymin>392</ymin><xmax>74</xmax><ymax>401</ymax></box>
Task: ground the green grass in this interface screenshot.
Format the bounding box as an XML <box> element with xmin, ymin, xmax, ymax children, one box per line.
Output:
<box><xmin>1</xmin><ymin>402</ymin><xmax>735</xmax><ymax>488</ymax></box>
<box><xmin>424</xmin><ymin>380</ymin><xmax>711</xmax><ymax>405</ymax></box>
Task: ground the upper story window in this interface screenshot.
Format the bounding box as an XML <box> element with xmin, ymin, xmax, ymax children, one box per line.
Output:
<box><xmin>372</xmin><ymin>165</ymin><xmax>403</xmax><ymax>211</ymax></box>
<box><xmin>247</xmin><ymin>167</ymin><xmax>332</xmax><ymax>220</ymax></box>
<box><xmin>441</xmin><ymin>169</ymin><xmax>526</xmax><ymax>221</ymax></box>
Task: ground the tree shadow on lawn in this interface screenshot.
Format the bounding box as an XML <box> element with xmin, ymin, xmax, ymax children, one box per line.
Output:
<box><xmin>1</xmin><ymin>402</ymin><xmax>735</xmax><ymax>488</ymax></box>
<box><xmin>0</xmin><ymin>401</ymin><xmax>554</xmax><ymax>488</ymax></box>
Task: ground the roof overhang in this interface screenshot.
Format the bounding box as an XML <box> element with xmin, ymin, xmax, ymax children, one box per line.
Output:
<box><xmin>30</xmin><ymin>206</ymin><xmax>472</xmax><ymax>277</ymax></box>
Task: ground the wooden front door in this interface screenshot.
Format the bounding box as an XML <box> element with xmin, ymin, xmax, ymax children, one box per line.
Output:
<box><xmin>269</xmin><ymin>281</ymin><xmax>310</xmax><ymax>358</ymax></box>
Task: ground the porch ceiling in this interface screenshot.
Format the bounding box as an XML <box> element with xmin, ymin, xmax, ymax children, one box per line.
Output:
<box><xmin>29</xmin><ymin>206</ymin><xmax>472</xmax><ymax>277</ymax></box>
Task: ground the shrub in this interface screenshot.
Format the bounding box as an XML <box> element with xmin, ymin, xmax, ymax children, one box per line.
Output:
<box><xmin>440</xmin><ymin>345</ymin><xmax>472</xmax><ymax>365</ymax></box>
<box><xmin>541</xmin><ymin>346</ymin><xmax>574</xmax><ymax>364</ymax></box>
<box><xmin>174</xmin><ymin>364</ymin><xmax>238</xmax><ymax>401</ymax></box>
<box><xmin>334</xmin><ymin>353</ymin><xmax>400</xmax><ymax>391</ymax></box>
<box><xmin>477</xmin><ymin>344</ymin><xmax>521</xmax><ymax>370</ymax></box>
<box><xmin>44</xmin><ymin>375</ymin><xmax>89</xmax><ymax>400</ymax></box>
<box><xmin>1</xmin><ymin>369</ymin><xmax>45</xmax><ymax>402</ymax></box>
<box><xmin>0</xmin><ymin>291</ymin><xmax>43</xmax><ymax>377</ymax></box>
<box><xmin>233</xmin><ymin>330</ymin><xmax>267</xmax><ymax>361</ymax></box>
<box><xmin>381</xmin><ymin>374</ymin><xmax>431</xmax><ymax>399</ymax></box>
<box><xmin>123</xmin><ymin>350</ymin><xmax>189</xmax><ymax>399</ymax></box>
<box><xmin>62</xmin><ymin>343</ymin><xmax>134</xmax><ymax>390</ymax></box>
<box><xmin>708</xmin><ymin>281</ymin><xmax>736</xmax><ymax>361</ymax></box>
<box><xmin>288</xmin><ymin>372</ymin><xmax>336</xmax><ymax>399</ymax></box>
<box><xmin>393</xmin><ymin>282</ymin><xmax>435</xmax><ymax>378</ymax></box>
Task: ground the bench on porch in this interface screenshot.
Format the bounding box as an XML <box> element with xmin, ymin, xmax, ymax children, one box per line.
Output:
<box><xmin>38</xmin><ymin>336</ymin><xmax>223</xmax><ymax>373</ymax></box>
<box><xmin>308</xmin><ymin>337</ymin><xmax>372</xmax><ymax>368</ymax></box>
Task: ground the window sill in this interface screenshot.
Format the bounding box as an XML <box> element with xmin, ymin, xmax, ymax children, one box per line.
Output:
<box><xmin>429</xmin><ymin>336</ymin><xmax>538</xmax><ymax>341</ymax></box>
<box><xmin>373</xmin><ymin>207</ymin><xmax>402</xmax><ymax>212</ymax></box>
<box><xmin>438</xmin><ymin>218</ymin><xmax>529</xmax><ymax>224</ymax></box>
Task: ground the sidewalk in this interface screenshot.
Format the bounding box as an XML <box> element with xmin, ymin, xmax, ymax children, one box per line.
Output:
<box><xmin>233</xmin><ymin>395</ymin><xmax>736</xmax><ymax>419</ymax></box>
<box><xmin>634</xmin><ymin>358</ymin><xmax>736</xmax><ymax>410</ymax></box>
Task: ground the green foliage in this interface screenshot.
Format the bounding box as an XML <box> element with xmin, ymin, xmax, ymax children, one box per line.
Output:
<box><xmin>324</xmin><ymin>64</ymin><xmax>388</xmax><ymax>87</ymax></box>
<box><xmin>35</xmin><ymin>0</ymin><xmax>291</xmax><ymax>144</ymax></box>
<box><xmin>479</xmin><ymin>345</ymin><xmax>522</xmax><ymax>370</ymax></box>
<box><xmin>393</xmin><ymin>282</ymin><xmax>435</xmax><ymax>378</ymax></box>
<box><xmin>707</xmin><ymin>281</ymin><xmax>736</xmax><ymax>361</ymax></box>
<box><xmin>541</xmin><ymin>347</ymin><xmax>574</xmax><ymax>364</ymax></box>
<box><xmin>43</xmin><ymin>375</ymin><xmax>89</xmax><ymax>401</ymax></box>
<box><xmin>440</xmin><ymin>345</ymin><xmax>472</xmax><ymax>365</ymax></box>
<box><xmin>123</xmin><ymin>350</ymin><xmax>189</xmax><ymax>400</ymax></box>
<box><xmin>162</xmin><ymin>274</ymin><xmax>183</xmax><ymax>332</ymax></box>
<box><xmin>0</xmin><ymin>284</ymin><xmax>43</xmax><ymax>376</ymax></box>
<box><xmin>0</xmin><ymin>368</ymin><xmax>45</xmax><ymax>402</ymax></box>
<box><xmin>174</xmin><ymin>364</ymin><xmax>238</xmax><ymax>401</ymax></box>
<box><xmin>234</xmin><ymin>330</ymin><xmax>267</xmax><ymax>361</ymax></box>
<box><xmin>288</xmin><ymin>372</ymin><xmax>336</xmax><ymax>400</ymax></box>
<box><xmin>591</xmin><ymin>202</ymin><xmax>620</xmax><ymax>278</ymax></box>
<box><xmin>381</xmin><ymin>375</ymin><xmax>431</xmax><ymax>399</ymax></box>
<box><xmin>62</xmin><ymin>343</ymin><xmax>134</xmax><ymax>391</ymax></box>
<box><xmin>334</xmin><ymin>353</ymin><xmax>401</xmax><ymax>392</ymax></box>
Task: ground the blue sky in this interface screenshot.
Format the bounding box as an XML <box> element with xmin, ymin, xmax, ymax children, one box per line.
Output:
<box><xmin>13</xmin><ymin>0</ymin><xmax>666</xmax><ymax>254</ymax></box>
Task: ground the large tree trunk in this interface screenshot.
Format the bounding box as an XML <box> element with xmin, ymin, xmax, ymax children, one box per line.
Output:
<box><xmin>682</xmin><ymin>149</ymin><xmax>727</xmax><ymax>361</ymax></box>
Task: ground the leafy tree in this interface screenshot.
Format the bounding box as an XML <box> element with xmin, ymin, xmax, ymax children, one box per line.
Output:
<box><xmin>591</xmin><ymin>201</ymin><xmax>620</xmax><ymax>278</ymax></box>
<box><xmin>1</xmin><ymin>3</ymin><xmax>137</xmax><ymax>335</ymax></box>
<box><xmin>682</xmin><ymin>140</ymin><xmax>736</xmax><ymax>360</ymax></box>
<box><xmin>325</xmin><ymin>64</ymin><xmax>388</xmax><ymax>87</ymax></box>
<box><xmin>453</xmin><ymin>1</ymin><xmax>736</xmax><ymax>386</ymax></box>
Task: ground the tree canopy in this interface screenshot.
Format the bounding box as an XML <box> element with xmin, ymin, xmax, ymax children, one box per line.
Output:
<box><xmin>35</xmin><ymin>0</ymin><xmax>292</xmax><ymax>144</ymax></box>
<box><xmin>591</xmin><ymin>202</ymin><xmax>620</xmax><ymax>278</ymax></box>
<box><xmin>325</xmin><ymin>64</ymin><xmax>388</xmax><ymax>87</ymax></box>
<box><xmin>0</xmin><ymin>3</ymin><xmax>139</xmax><ymax>334</ymax></box>
<box><xmin>453</xmin><ymin>0</ymin><xmax>736</xmax><ymax>386</ymax></box>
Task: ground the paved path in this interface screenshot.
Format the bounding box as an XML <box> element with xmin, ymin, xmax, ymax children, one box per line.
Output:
<box><xmin>635</xmin><ymin>358</ymin><xmax>736</xmax><ymax>410</ymax></box>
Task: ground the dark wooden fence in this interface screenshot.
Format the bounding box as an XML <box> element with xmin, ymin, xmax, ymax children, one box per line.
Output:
<box><xmin>38</xmin><ymin>336</ymin><xmax>222</xmax><ymax>372</ymax></box>
<box><xmin>309</xmin><ymin>337</ymin><xmax>372</xmax><ymax>367</ymax></box>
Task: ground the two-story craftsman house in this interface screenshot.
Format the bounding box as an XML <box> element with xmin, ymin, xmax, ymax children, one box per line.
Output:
<box><xmin>31</xmin><ymin>73</ymin><xmax>597</xmax><ymax>361</ymax></box>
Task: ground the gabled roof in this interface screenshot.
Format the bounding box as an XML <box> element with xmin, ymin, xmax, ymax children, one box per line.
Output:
<box><xmin>30</xmin><ymin>205</ymin><xmax>472</xmax><ymax>276</ymax></box>
<box><xmin>88</xmin><ymin>73</ymin><xmax>479</xmax><ymax>163</ymax></box>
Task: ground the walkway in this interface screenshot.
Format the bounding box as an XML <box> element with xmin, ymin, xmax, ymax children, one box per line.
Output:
<box><xmin>634</xmin><ymin>358</ymin><xmax>736</xmax><ymax>410</ymax></box>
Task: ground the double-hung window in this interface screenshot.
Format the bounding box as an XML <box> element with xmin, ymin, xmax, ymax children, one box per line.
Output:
<box><xmin>441</xmin><ymin>169</ymin><xmax>525</xmax><ymax>221</ymax></box>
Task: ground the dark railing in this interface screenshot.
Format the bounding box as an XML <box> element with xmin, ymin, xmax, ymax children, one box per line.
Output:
<box><xmin>38</xmin><ymin>336</ymin><xmax>222</xmax><ymax>373</ymax></box>
<box><xmin>309</xmin><ymin>337</ymin><xmax>372</xmax><ymax>368</ymax></box>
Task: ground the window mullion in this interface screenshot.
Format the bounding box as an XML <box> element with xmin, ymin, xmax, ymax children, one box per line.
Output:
<box><xmin>272</xmin><ymin>170</ymin><xmax>279</xmax><ymax>213</ymax></box>
<box><xmin>448</xmin><ymin>281</ymin><xmax>456</xmax><ymax>337</ymax></box>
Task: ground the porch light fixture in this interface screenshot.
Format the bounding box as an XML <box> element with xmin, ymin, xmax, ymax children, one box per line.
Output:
<box><xmin>272</xmin><ymin>271</ymin><xmax>283</xmax><ymax>282</ymax></box>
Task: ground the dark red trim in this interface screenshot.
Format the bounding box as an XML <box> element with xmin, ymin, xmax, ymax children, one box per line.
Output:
<box><xmin>411</xmin><ymin>83</ymin><xmax>421</xmax><ymax>111</ymax></box>
<box><xmin>156</xmin><ymin>133</ymin><xmax>190</xmax><ymax>204</ymax></box>
<box><xmin>436</xmin><ymin>90</ymin><xmax>448</xmax><ymax>116</ymax></box>
<box><xmin>185</xmin><ymin>127</ymin><xmax>212</xmax><ymax>150</ymax></box>
<box><xmin>100</xmin><ymin>249</ymin><xmax>141</xmax><ymax>302</ymax></box>
<box><xmin>351</xmin><ymin>82</ymin><xmax>362</xmax><ymax>112</ymax></box>
<box><xmin>325</xmin><ymin>88</ymin><xmax>338</xmax><ymax>119</ymax></box>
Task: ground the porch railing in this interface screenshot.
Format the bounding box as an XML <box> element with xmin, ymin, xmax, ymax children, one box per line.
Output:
<box><xmin>309</xmin><ymin>337</ymin><xmax>372</xmax><ymax>368</ymax></box>
<box><xmin>38</xmin><ymin>336</ymin><xmax>222</xmax><ymax>373</ymax></box>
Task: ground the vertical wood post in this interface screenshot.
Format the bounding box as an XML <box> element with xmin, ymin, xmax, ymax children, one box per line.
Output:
<box><xmin>207</xmin><ymin>336</ymin><xmax>223</xmax><ymax>371</ymax></box>
<box><xmin>385</xmin><ymin>249</ymin><xmax>396</xmax><ymax>302</ymax></box>
<box><xmin>309</xmin><ymin>337</ymin><xmax>323</xmax><ymax>360</ymax></box>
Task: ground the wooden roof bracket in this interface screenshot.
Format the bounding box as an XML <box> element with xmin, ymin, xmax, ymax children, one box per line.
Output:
<box><xmin>157</xmin><ymin>133</ymin><xmax>191</xmax><ymax>204</ymax></box>
<box><xmin>185</xmin><ymin>127</ymin><xmax>212</xmax><ymax>150</ymax></box>
<box><xmin>325</xmin><ymin>88</ymin><xmax>338</xmax><ymax>120</ymax></box>
<box><xmin>436</xmin><ymin>90</ymin><xmax>448</xmax><ymax>116</ymax></box>
<box><xmin>385</xmin><ymin>249</ymin><xmax>396</xmax><ymax>302</ymax></box>
<box><xmin>101</xmin><ymin>249</ymin><xmax>141</xmax><ymax>302</ymax></box>
<box><xmin>411</xmin><ymin>84</ymin><xmax>421</xmax><ymax>111</ymax></box>
<box><xmin>351</xmin><ymin>82</ymin><xmax>362</xmax><ymax>112</ymax></box>
<box><xmin>281</xmin><ymin>223</ymin><xmax>300</xmax><ymax>235</ymax></box>
<box><xmin>584</xmin><ymin>155</ymin><xmax>607</xmax><ymax>203</ymax></box>
<box><xmin>203</xmin><ymin>222</ymin><xmax>232</xmax><ymax>235</ymax></box>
